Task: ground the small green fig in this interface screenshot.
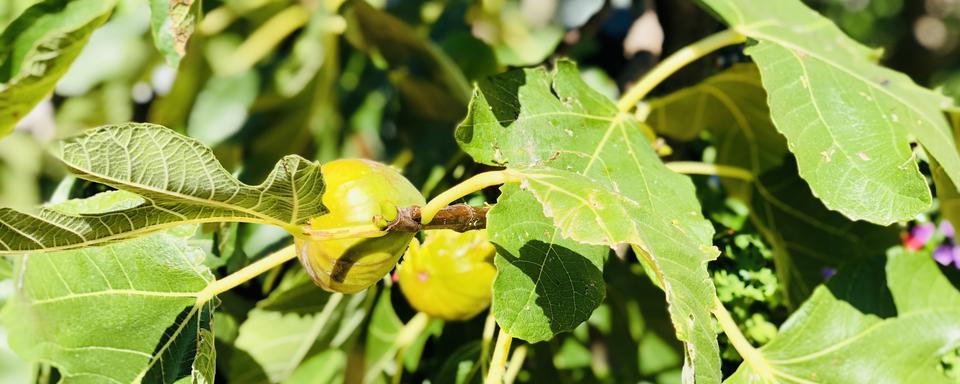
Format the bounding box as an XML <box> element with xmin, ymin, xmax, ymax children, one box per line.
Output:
<box><xmin>397</xmin><ymin>229</ymin><xmax>496</xmax><ymax>321</ymax></box>
<box><xmin>296</xmin><ymin>159</ymin><xmax>424</xmax><ymax>293</ymax></box>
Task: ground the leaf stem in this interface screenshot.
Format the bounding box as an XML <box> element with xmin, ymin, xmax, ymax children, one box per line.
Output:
<box><xmin>367</xmin><ymin>312</ymin><xmax>431</xmax><ymax>383</ymax></box>
<box><xmin>480</xmin><ymin>311</ymin><xmax>496</xmax><ymax>374</ymax></box>
<box><xmin>712</xmin><ymin>297</ymin><xmax>776</xmax><ymax>381</ymax></box>
<box><xmin>616</xmin><ymin>29</ymin><xmax>746</xmax><ymax>112</ymax></box>
<box><xmin>503</xmin><ymin>344</ymin><xmax>527</xmax><ymax>384</ymax></box>
<box><xmin>485</xmin><ymin>329</ymin><xmax>513</xmax><ymax>384</ymax></box>
<box><xmin>421</xmin><ymin>170</ymin><xmax>522</xmax><ymax>224</ymax></box>
<box><xmin>195</xmin><ymin>244</ymin><xmax>297</xmax><ymax>304</ymax></box>
<box><xmin>665</xmin><ymin>161</ymin><xmax>753</xmax><ymax>181</ymax></box>
<box><xmin>218</xmin><ymin>5</ymin><xmax>310</xmax><ymax>75</ymax></box>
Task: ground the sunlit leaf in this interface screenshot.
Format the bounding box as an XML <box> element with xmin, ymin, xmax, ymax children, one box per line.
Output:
<box><xmin>0</xmin><ymin>0</ymin><xmax>116</xmax><ymax>136</ymax></box>
<box><xmin>2</xmin><ymin>190</ymin><xmax>215</xmax><ymax>383</ymax></box>
<box><xmin>457</xmin><ymin>60</ymin><xmax>722</xmax><ymax>383</ymax></box>
<box><xmin>0</xmin><ymin>123</ymin><xmax>327</xmax><ymax>254</ymax></box>
<box><xmin>726</xmin><ymin>249</ymin><xmax>960</xmax><ymax>383</ymax></box>
<box><xmin>149</xmin><ymin>0</ymin><xmax>198</xmax><ymax>68</ymax></box>
<box><xmin>487</xmin><ymin>186</ymin><xmax>608</xmax><ymax>342</ymax></box>
<box><xmin>697</xmin><ymin>0</ymin><xmax>956</xmax><ymax>224</ymax></box>
<box><xmin>648</xmin><ymin>64</ymin><xmax>899</xmax><ymax>307</ymax></box>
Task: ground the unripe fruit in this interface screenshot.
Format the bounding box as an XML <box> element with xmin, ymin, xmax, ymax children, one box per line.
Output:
<box><xmin>397</xmin><ymin>229</ymin><xmax>496</xmax><ymax>321</ymax></box>
<box><xmin>296</xmin><ymin>159</ymin><xmax>425</xmax><ymax>293</ymax></box>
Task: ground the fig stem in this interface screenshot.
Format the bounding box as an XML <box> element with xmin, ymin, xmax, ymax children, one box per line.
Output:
<box><xmin>383</xmin><ymin>204</ymin><xmax>490</xmax><ymax>232</ymax></box>
<box><xmin>480</xmin><ymin>312</ymin><xmax>497</xmax><ymax>373</ymax></box>
<box><xmin>712</xmin><ymin>296</ymin><xmax>777</xmax><ymax>381</ymax></box>
<box><xmin>195</xmin><ymin>244</ymin><xmax>297</xmax><ymax>304</ymax></box>
<box><xmin>665</xmin><ymin>161</ymin><xmax>754</xmax><ymax>181</ymax></box>
<box><xmin>485</xmin><ymin>329</ymin><xmax>513</xmax><ymax>384</ymax></box>
<box><xmin>616</xmin><ymin>28</ymin><xmax>746</xmax><ymax>113</ymax></box>
<box><xmin>503</xmin><ymin>344</ymin><xmax>528</xmax><ymax>384</ymax></box>
<box><xmin>420</xmin><ymin>170</ymin><xmax>522</xmax><ymax>224</ymax></box>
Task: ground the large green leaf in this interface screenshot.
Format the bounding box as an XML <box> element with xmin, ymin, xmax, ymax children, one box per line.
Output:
<box><xmin>149</xmin><ymin>0</ymin><xmax>197</xmax><ymax>68</ymax></box>
<box><xmin>648</xmin><ymin>64</ymin><xmax>899</xmax><ymax>307</ymax></box>
<box><xmin>0</xmin><ymin>0</ymin><xmax>116</xmax><ymax>136</ymax></box>
<box><xmin>487</xmin><ymin>185</ymin><xmax>608</xmax><ymax>342</ymax></box>
<box><xmin>2</xmin><ymin>191</ymin><xmax>216</xmax><ymax>383</ymax></box>
<box><xmin>697</xmin><ymin>0</ymin><xmax>957</xmax><ymax>225</ymax></box>
<box><xmin>726</xmin><ymin>249</ymin><xmax>960</xmax><ymax>383</ymax></box>
<box><xmin>457</xmin><ymin>60</ymin><xmax>722</xmax><ymax>383</ymax></box>
<box><xmin>0</xmin><ymin>123</ymin><xmax>327</xmax><ymax>254</ymax></box>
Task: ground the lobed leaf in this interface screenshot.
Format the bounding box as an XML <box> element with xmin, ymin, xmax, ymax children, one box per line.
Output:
<box><xmin>726</xmin><ymin>249</ymin><xmax>960</xmax><ymax>383</ymax></box>
<box><xmin>2</xmin><ymin>191</ymin><xmax>216</xmax><ymax>383</ymax></box>
<box><xmin>648</xmin><ymin>64</ymin><xmax>899</xmax><ymax>307</ymax></box>
<box><xmin>0</xmin><ymin>0</ymin><xmax>116</xmax><ymax>136</ymax></box>
<box><xmin>696</xmin><ymin>0</ymin><xmax>956</xmax><ymax>224</ymax></box>
<box><xmin>457</xmin><ymin>60</ymin><xmax>722</xmax><ymax>383</ymax></box>
<box><xmin>0</xmin><ymin>123</ymin><xmax>327</xmax><ymax>254</ymax></box>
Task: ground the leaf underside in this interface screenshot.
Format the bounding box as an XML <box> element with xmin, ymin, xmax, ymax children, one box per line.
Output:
<box><xmin>697</xmin><ymin>0</ymin><xmax>956</xmax><ymax>224</ymax></box>
<box><xmin>2</xmin><ymin>191</ymin><xmax>216</xmax><ymax>383</ymax></box>
<box><xmin>648</xmin><ymin>64</ymin><xmax>899</xmax><ymax>307</ymax></box>
<box><xmin>0</xmin><ymin>123</ymin><xmax>327</xmax><ymax>254</ymax></box>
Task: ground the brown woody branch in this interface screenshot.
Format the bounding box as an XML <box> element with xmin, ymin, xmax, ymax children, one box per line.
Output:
<box><xmin>381</xmin><ymin>204</ymin><xmax>488</xmax><ymax>232</ymax></box>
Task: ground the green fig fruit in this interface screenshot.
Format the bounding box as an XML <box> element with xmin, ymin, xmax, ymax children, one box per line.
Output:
<box><xmin>296</xmin><ymin>159</ymin><xmax>424</xmax><ymax>293</ymax></box>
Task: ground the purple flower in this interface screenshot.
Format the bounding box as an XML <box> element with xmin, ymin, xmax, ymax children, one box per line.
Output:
<box><xmin>821</xmin><ymin>267</ymin><xmax>836</xmax><ymax>281</ymax></box>
<box><xmin>941</xmin><ymin>220</ymin><xmax>955</xmax><ymax>239</ymax></box>
<box><xmin>934</xmin><ymin>244</ymin><xmax>954</xmax><ymax>266</ymax></box>
<box><xmin>913</xmin><ymin>223</ymin><xmax>936</xmax><ymax>242</ymax></box>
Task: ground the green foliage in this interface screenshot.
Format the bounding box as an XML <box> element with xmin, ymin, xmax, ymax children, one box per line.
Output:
<box><xmin>649</xmin><ymin>64</ymin><xmax>900</xmax><ymax>307</ymax></box>
<box><xmin>458</xmin><ymin>61</ymin><xmax>721</xmax><ymax>382</ymax></box>
<box><xmin>0</xmin><ymin>124</ymin><xmax>327</xmax><ymax>253</ymax></box>
<box><xmin>149</xmin><ymin>0</ymin><xmax>197</xmax><ymax>68</ymax></box>
<box><xmin>1</xmin><ymin>0</ymin><xmax>960</xmax><ymax>382</ymax></box>
<box><xmin>0</xmin><ymin>0</ymin><xmax>116</xmax><ymax>137</ymax></box>
<box><xmin>727</xmin><ymin>248</ymin><xmax>960</xmax><ymax>383</ymax></box>
<box><xmin>697</xmin><ymin>0</ymin><xmax>957</xmax><ymax>224</ymax></box>
<box><xmin>3</xmin><ymin>190</ymin><xmax>215</xmax><ymax>383</ymax></box>
<box><xmin>487</xmin><ymin>185</ymin><xmax>607</xmax><ymax>342</ymax></box>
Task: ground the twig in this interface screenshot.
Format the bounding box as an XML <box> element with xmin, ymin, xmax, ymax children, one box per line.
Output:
<box><xmin>382</xmin><ymin>204</ymin><xmax>489</xmax><ymax>233</ymax></box>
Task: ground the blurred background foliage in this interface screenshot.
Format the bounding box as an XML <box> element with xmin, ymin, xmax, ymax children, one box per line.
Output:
<box><xmin>0</xmin><ymin>0</ymin><xmax>958</xmax><ymax>383</ymax></box>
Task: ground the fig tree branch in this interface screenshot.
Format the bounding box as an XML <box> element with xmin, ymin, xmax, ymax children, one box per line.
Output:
<box><xmin>381</xmin><ymin>204</ymin><xmax>489</xmax><ymax>232</ymax></box>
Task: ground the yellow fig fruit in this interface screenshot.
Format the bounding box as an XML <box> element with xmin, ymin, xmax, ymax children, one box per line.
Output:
<box><xmin>397</xmin><ymin>229</ymin><xmax>496</xmax><ymax>321</ymax></box>
<box><xmin>295</xmin><ymin>159</ymin><xmax>424</xmax><ymax>293</ymax></box>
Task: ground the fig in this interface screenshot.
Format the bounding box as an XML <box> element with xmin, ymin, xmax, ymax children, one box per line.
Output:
<box><xmin>397</xmin><ymin>229</ymin><xmax>496</xmax><ymax>321</ymax></box>
<box><xmin>296</xmin><ymin>159</ymin><xmax>424</xmax><ymax>293</ymax></box>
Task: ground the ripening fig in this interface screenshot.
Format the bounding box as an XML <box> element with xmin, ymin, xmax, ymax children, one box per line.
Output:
<box><xmin>397</xmin><ymin>229</ymin><xmax>496</xmax><ymax>321</ymax></box>
<box><xmin>296</xmin><ymin>159</ymin><xmax>425</xmax><ymax>293</ymax></box>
